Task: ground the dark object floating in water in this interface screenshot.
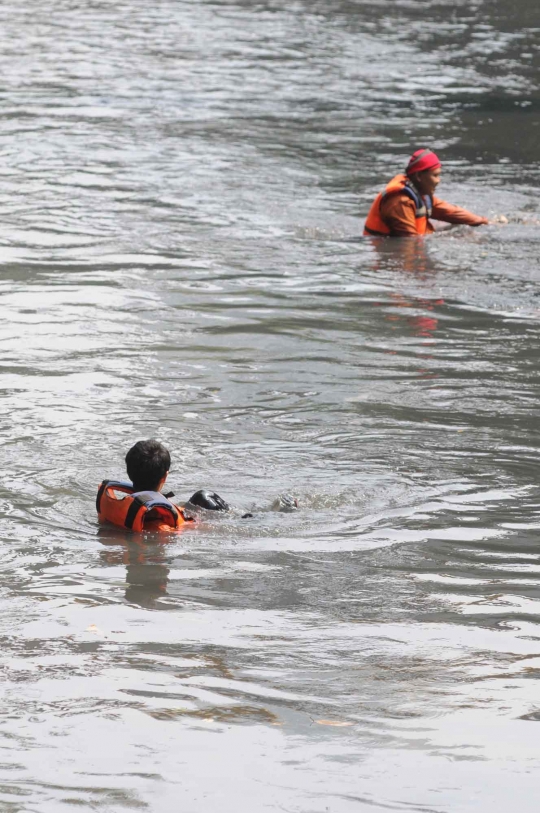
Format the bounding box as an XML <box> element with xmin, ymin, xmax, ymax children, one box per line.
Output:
<box><xmin>186</xmin><ymin>489</ymin><xmax>231</xmax><ymax>512</ymax></box>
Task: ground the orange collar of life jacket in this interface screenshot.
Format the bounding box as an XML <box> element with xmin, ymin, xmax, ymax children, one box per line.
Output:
<box><xmin>96</xmin><ymin>480</ymin><xmax>194</xmax><ymax>532</ymax></box>
<box><xmin>384</xmin><ymin>175</ymin><xmax>432</xmax><ymax>217</ymax></box>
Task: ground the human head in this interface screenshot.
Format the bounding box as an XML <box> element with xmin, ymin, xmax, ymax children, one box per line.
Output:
<box><xmin>406</xmin><ymin>148</ymin><xmax>442</xmax><ymax>196</ymax></box>
<box><xmin>125</xmin><ymin>439</ymin><xmax>171</xmax><ymax>492</ymax></box>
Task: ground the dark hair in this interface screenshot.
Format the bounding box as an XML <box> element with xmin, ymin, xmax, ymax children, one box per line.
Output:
<box><xmin>125</xmin><ymin>439</ymin><xmax>171</xmax><ymax>492</ymax></box>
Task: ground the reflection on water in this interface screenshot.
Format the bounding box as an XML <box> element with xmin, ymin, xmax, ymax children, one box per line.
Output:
<box><xmin>0</xmin><ymin>0</ymin><xmax>540</xmax><ymax>811</ymax></box>
<box><xmin>99</xmin><ymin>542</ymin><xmax>171</xmax><ymax>606</ymax></box>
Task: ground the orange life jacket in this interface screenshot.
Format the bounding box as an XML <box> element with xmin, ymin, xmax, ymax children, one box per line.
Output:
<box><xmin>364</xmin><ymin>174</ymin><xmax>432</xmax><ymax>236</ymax></box>
<box><xmin>96</xmin><ymin>480</ymin><xmax>195</xmax><ymax>533</ymax></box>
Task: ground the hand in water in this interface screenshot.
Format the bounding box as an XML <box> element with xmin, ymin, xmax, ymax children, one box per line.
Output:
<box><xmin>271</xmin><ymin>494</ymin><xmax>299</xmax><ymax>512</ymax></box>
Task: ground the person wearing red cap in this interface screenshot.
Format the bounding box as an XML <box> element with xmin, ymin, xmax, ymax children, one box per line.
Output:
<box><xmin>364</xmin><ymin>149</ymin><xmax>488</xmax><ymax>237</ymax></box>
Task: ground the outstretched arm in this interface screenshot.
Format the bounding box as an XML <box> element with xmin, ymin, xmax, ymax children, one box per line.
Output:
<box><xmin>431</xmin><ymin>197</ymin><xmax>488</xmax><ymax>227</ymax></box>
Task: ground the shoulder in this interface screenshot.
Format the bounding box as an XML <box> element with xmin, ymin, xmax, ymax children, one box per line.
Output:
<box><xmin>381</xmin><ymin>192</ymin><xmax>416</xmax><ymax>213</ymax></box>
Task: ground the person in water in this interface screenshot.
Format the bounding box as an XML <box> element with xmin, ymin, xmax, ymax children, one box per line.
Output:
<box><xmin>364</xmin><ymin>148</ymin><xmax>489</xmax><ymax>237</ymax></box>
<box><xmin>96</xmin><ymin>439</ymin><xmax>229</xmax><ymax>533</ymax></box>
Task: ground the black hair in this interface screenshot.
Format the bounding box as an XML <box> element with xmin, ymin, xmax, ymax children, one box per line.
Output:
<box><xmin>125</xmin><ymin>439</ymin><xmax>171</xmax><ymax>492</ymax></box>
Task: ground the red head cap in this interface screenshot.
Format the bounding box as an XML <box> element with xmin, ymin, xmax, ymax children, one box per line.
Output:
<box><xmin>406</xmin><ymin>149</ymin><xmax>441</xmax><ymax>176</ymax></box>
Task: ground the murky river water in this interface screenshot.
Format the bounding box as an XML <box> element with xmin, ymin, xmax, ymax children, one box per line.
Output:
<box><xmin>1</xmin><ymin>1</ymin><xmax>540</xmax><ymax>810</ymax></box>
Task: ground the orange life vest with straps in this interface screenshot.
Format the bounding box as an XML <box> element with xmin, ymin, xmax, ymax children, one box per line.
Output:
<box><xmin>364</xmin><ymin>174</ymin><xmax>432</xmax><ymax>236</ymax></box>
<box><xmin>96</xmin><ymin>480</ymin><xmax>195</xmax><ymax>533</ymax></box>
